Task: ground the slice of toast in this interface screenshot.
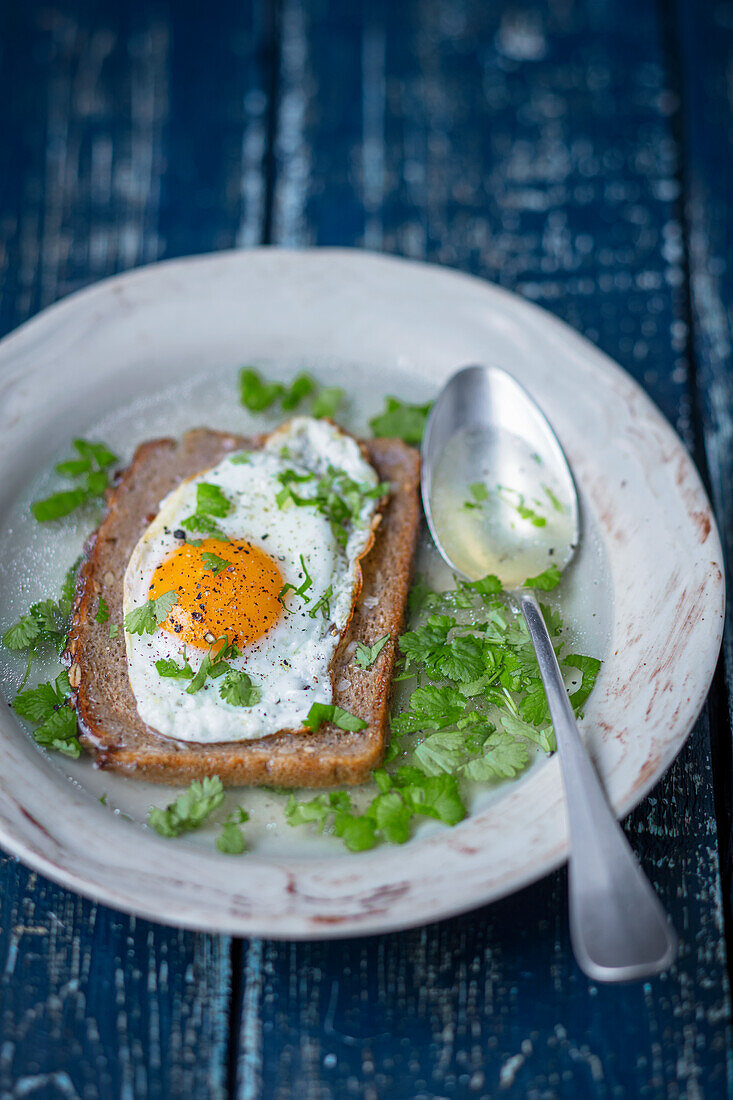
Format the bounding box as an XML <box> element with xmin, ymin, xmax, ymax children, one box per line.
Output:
<box><xmin>66</xmin><ymin>427</ymin><xmax>421</xmax><ymax>787</ymax></box>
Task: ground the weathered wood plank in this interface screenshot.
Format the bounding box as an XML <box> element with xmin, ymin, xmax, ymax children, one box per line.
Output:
<box><xmin>0</xmin><ymin>3</ymin><xmax>271</xmax><ymax>1094</ymax></box>
<box><xmin>676</xmin><ymin>0</ymin><xmax>733</xmax><ymax>929</ymax></box>
<box><xmin>232</xmin><ymin>1</ymin><xmax>732</xmax><ymax>1095</ymax></box>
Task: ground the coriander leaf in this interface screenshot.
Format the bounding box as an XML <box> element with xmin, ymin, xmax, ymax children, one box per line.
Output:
<box><xmin>281</xmin><ymin>372</ymin><xmax>315</xmax><ymax>410</ymax></box>
<box><xmin>523</xmin><ymin>563</ymin><xmax>562</xmax><ymax>590</ymax></box>
<box><xmin>285</xmin><ymin>791</ymin><xmax>351</xmax><ymax>830</ymax></box>
<box><xmin>304</xmin><ymin>703</ymin><xmax>367</xmax><ymax>733</ymax></box>
<box><xmin>124</xmin><ymin>590</ymin><xmax>178</xmax><ymax>635</ymax></box>
<box><xmin>95</xmin><ymin>597</ymin><xmax>110</xmax><ymax>623</ymax></box>
<box><xmin>392</xmin><ymin>685</ymin><xmax>466</xmax><ymax>734</ymax></box>
<box><xmin>148</xmin><ymin>776</ymin><xmax>225</xmax><ymax>837</ymax></box>
<box><xmin>217</xmin><ymin>808</ymin><xmax>249</xmax><ymax>854</ymax></box>
<box><xmin>563</xmin><ymin>654</ymin><xmax>602</xmax><ymax>712</ymax></box>
<box><xmin>239</xmin><ymin>367</ymin><xmax>284</xmax><ymax>411</ymax></box>
<box><xmin>414</xmin><ymin>731</ymin><xmax>467</xmax><ymax>775</ymax></box>
<box><xmin>156</xmin><ymin>656</ymin><xmax>194</xmax><ymax>679</ymax></box>
<box><xmin>55</xmin><ymin>457</ymin><xmax>91</xmax><ymax>477</ymax></box>
<box><xmin>333</xmin><ymin>812</ymin><xmax>379</xmax><ymax>852</ymax></box>
<box><xmin>3</xmin><ymin>615</ymin><xmax>40</xmax><ymax>651</ymax></box>
<box><xmin>499</xmin><ymin>710</ymin><xmax>555</xmax><ymax>754</ymax></box>
<box><xmin>307</xmin><ymin>585</ymin><xmax>333</xmax><ymax>620</ymax></box>
<box><xmin>59</xmin><ymin>558</ymin><xmax>81</xmax><ymax>617</ymax></box>
<box><xmin>196</xmin><ymin>482</ymin><xmax>232</xmax><ymax>518</ymax></box>
<box><xmin>219</xmin><ymin>669</ymin><xmax>261</xmax><ymax>707</ymax></box>
<box><xmin>32</xmin><ymin>706</ymin><xmax>81</xmax><ymax>757</ymax></box>
<box><xmin>202</xmin><ymin>552</ymin><xmax>232</xmax><ymax>575</ymax></box>
<box><xmin>312</xmin><ymin>386</ymin><xmax>344</xmax><ymax>418</ymax></box>
<box><xmin>518</xmin><ymin>684</ymin><xmax>550</xmax><ymax>727</ymax></box>
<box><xmin>354</xmin><ymin>634</ymin><xmax>390</xmax><ymax>669</ymax></box>
<box><xmin>366</xmin><ymin>791</ymin><xmax>413</xmax><ymax>844</ymax></box>
<box><xmin>229</xmin><ymin>452</ymin><xmax>252</xmax><ymax>465</ymax></box>
<box><xmin>432</xmin><ymin>634</ymin><xmax>486</xmax><ymax>683</ymax></box>
<box><xmin>180</xmin><ymin>513</ymin><xmax>229</xmax><ymax>539</ymax></box>
<box><xmin>467</xmin><ymin>574</ymin><xmax>503</xmax><ymax>598</ymax></box>
<box><xmin>461</xmin><ymin>736</ymin><xmax>529</xmax><ymax>781</ymax></box>
<box><xmin>109</xmin><ymin>624</ymin><xmax>119</xmax><ymax>639</ymax></box>
<box><xmin>13</xmin><ymin>682</ymin><xmax>59</xmax><ymax>722</ymax></box>
<box><xmin>31</xmin><ymin>489</ymin><xmax>89</xmax><ymax>522</ymax></box>
<box><xmin>74</xmin><ymin>439</ymin><xmax>117</xmax><ymax>468</ymax></box>
<box><xmin>394</xmin><ymin>767</ymin><xmax>466</xmax><ymax>825</ymax></box>
<box><xmin>85</xmin><ymin>469</ymin><xmax>109</xmax><ymax>497</ymax></box>
<box><xmin>468</xmin><ymin>482</ymin><xmax>489</xmax><ymax>503</ymax></box>
<box><xmin>369</xmin><ymin>396</ymin><xmax>433</xmax><ymax>446</ymax></box>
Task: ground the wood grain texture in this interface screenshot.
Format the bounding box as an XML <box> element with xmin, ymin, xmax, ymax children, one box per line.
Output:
<box><xmin>230</xmin><ymin>0</ymin><xmax>733</xmax><ymax>1096</ymax></box>
<box><xmin>0</xmin><ymin>2</ymin><xmax>270</xmax><ymax>1095</ymax></box>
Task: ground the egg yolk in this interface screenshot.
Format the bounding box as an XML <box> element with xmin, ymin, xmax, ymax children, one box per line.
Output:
<box><xmin>147</xmin><ymin>538</ymin><xmax>284</xmax><ymax>649</ymax></box>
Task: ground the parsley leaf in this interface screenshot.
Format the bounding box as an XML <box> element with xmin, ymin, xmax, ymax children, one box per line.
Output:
<box><xmin>304</xmin><ymin>703</ymin><xmax>367</xmax><ymax>733</ymax></box>
<box><xmin>354</xmin><ymin>634</ymin><xmax>390</xmax><ymax>669</ymax></box>
<box><xmin>219</xmin><ymin>669</ymin><xmax>260</xmax><ymax>707</ymax></box>
<box><xmin>31</xmin><ymin>489</ymin><xmax>89</xmax><ymax>522</ymax></box>
<box><xmin>461</xmin><ymin>736</ymin><xmax>529</xmax><ymax>781</ymax></box>
<box><xmin>148</xmin><ymin>777</ymin><xmax>225</xmax><ymax>838</ymax></box>
<box><xmin>333</xmin><ymin>813</ymin><xmax>379</xmax><ymax>851</ymax></box>
<box><xmin>202</xmin><ymin>552</ymin><xmax>232</xmax><ymax>575</ymax></box>
<box><xmin>285</xmin><ymin>791</ymin><xmax>352</xmax><ymax>829</ymax></box>
<box><xmin>124</xmin><ymin>590</ymin><xmax>178</xmax><ymax>635</ymax></box>
<box><xmin>95</xmin><ymin>597</ymin><xmax>110</xmax><ymax>623</ymax></box>
<box><xmin>3</xmin><ymin>615</ymin><xmax>40</xmax><ymax>651</ymax></box>
<box><xmin>239</xmin><ymin>367</ymin><xmax>284</xmax><ymax>411</ymax></box>
<box><xmin>523</xmin><ymin>563</ymin><xmax>562</xmax><ymax>590</ymax></box>
<box><xmin>369</xmin><ymin>396</ymin><xmax>433</xmax><ymax>445</ymax></box>
<box><xmin>185</xmin><ymin>637</ymin><xmax>241</xmax><ymax>695</ymax></box>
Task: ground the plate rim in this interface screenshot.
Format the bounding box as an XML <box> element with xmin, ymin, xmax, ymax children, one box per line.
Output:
<box><xmin>0</xmin><ymin>246</ymin><xmax>724</xmax><ymax>938</ymax></box>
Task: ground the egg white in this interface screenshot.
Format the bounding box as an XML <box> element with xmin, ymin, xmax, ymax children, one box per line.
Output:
<box><xmin>123</xmin><ymin>418</ymin><xmax>381</xmax><ymax>743</ymax></box>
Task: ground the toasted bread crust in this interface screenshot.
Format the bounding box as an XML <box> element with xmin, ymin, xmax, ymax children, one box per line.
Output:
<box><xmin>66</xmin><ymin>427</ymin><xmax>420</xmax><ymax>786</ymax></box>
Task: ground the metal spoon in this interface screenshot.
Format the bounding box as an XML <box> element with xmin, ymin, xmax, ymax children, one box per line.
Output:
<box><xmin>421</xmin><ymin>364</ymin><xmax>677</xmax><ymax>983</ymax></box>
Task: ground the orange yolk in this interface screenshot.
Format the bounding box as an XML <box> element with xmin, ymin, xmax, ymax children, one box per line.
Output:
<box><xmin>147</xmin><ymin>538</ymin><xmax>284</xmax><ymax>649</ymax></box>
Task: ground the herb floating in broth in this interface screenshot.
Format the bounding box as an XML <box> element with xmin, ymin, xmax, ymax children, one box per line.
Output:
<box><xmin>32</xmin><ymin>439</ymin><xmax>117</xmax><ymax>521</ymax></box>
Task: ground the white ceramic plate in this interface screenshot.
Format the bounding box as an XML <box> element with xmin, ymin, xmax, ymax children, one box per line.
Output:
<box><xmin>0</xmin><ymin>249</ymin><xmax>724</xmax><ymax>937</ymax></box>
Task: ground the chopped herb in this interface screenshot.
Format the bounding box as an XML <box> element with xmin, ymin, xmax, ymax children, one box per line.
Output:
<box><xmin>354</xmin><ymin>634</ymin><xmax>390</xmax><ymax>669</ymax></box>
<box><xmin>277</xmin><ymin>554</ymin><xmax>313</xmax><ymax>609</ymax></box>
<box><xmin>95</xmin><ymin>597</ymin><xmax>110</xmax><ymax>623</ymax></box>
<box><xmin>148</xmin><ymin>776</ymin><xmax>225</xmax><ymax>837</ymax></box>
<box><xmin>276</xmin><ymin>464</ymin><xmax>387</xmax><ymax>547</ymax></box>
<box><xmin>32</xmin><ymin>439</ymin><xmax>117</xmax><ymax>521</ymax></box>
<box><xmin>108</xmin><ymin>624</ymin><xmax>119</xmax><ymax>639</ymax></box>
<box><xmin>307</xmin><ymin>585</ymin><xmax>333</xmax><ymax>620</ymax></box>
<box><xmin>219</xmin><ymin>669</ymin><xmax>260</xmax><ymax>707</ymax></box>
<box><xmin>229</xmin><ymin>452</ymin><xmax>252</xmax><ymax>465</ymax></box>
<box><xmin>194</xmin><ymin>483</ymin><xmax>232</xmax><ymax>518</ymax></box>
<box><xmin>239</xmin><ymin>367</ymin><xmax>284</xmax><ymax>411</ymax></box>
<box><xmin>523</xmin><ymin>564</ymin><xmax>562</xmax><ymax>591</ymax></box>
<box><xmin>217</xmin><ymin>808</ymin><xmax>249</xmax><ymax>854</ymax></box>
<box><xmin>369</xmin><ymin>396</ymin><xmax>433</xmax><ymax>445</ymax></box>
<box><xmin>542</xmin><ymin>484</ymin><xmax>564</xmax><ymax>512</ymax></box>
<box><xmin>281</xmin><ymin>372</ymin><xmax>315</xmax><ymax>410</ymax></box>
<box><xmin>99</xmin><ymin>792</ymin><xmax>108</xmax><ymax>805</ymax></box>
<box><xmin>202</xmin><ymin>552</ymin><xmax>232</xmax><ymax>575</ymax></box>
<box><xmin>303</xmin><ymin>703</ymin><xmax>367</xmax><ymax>733</ymax></box>
<box><xmin>468</xmin><ymin>482</ymin><xmax>489</xmax><ymax>503</ymax></box>
<box><xmin>156</xmin><ymin>655</ymin><xmax>194</xmax><ymax>680</ymax></box>
<box><xmin>13</xmin><ymin>670</ymin><xmax>81</xmax><ymax>757</ymax></box>
<box><xmin>312</xmin><ymin>386</ymin><xmax>345</xmax><ymax>419</ymax></box>
<box><xmin>186</xmin><ymin>637</ymin><xmax>240</xmax><ymax>694</ymax></box>
<box><xmin>124</xmin><ymin>590</ymin><xmax>178</xmax><ymax>635</ymax></box>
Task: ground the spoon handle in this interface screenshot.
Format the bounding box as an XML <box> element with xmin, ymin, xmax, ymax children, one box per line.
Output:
<box><xmin>516</xmin><ymin>590</ymin><xmax>678</xmax><ymax>982</ymax></box>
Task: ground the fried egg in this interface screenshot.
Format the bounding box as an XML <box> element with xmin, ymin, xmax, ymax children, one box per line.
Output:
<box><xmin>123</xmin><ymin>417</ymin><xmax>382</xmax><ymax>743</ymax></box>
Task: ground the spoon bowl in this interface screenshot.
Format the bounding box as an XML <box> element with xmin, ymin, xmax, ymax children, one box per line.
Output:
<box><xmin>422</xmin><ymin>365</ymin><xmax>579</xmax><ymax>588</ymax></box>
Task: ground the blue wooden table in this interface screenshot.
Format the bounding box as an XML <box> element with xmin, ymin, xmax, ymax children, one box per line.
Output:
<box><xmin>2</xmin><ymin>1</ymin><xmax>733</xmax><ymax>1096</ymax></box>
